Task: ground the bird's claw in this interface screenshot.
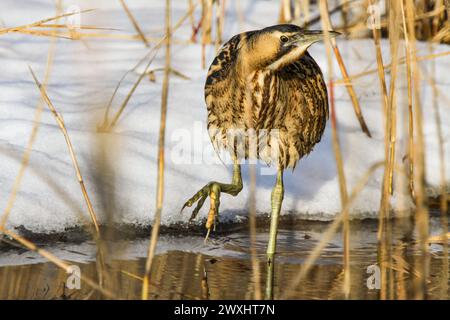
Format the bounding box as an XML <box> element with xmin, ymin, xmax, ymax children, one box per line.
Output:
<box><xmin>180</xmin><ymin>183</ymin><xmax>210</xmax><ymax>218</ymax></box>
<box><xmin>181</xmin><ymin>182</ymin><xmax>221</xmax><ymax>240</ymax></box>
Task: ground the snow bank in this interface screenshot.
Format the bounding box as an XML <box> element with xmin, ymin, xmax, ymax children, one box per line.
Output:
<box><xmin>0</xmin><ymin>0</ymin><xmax>449</xmax><ymax>233</ymax></box>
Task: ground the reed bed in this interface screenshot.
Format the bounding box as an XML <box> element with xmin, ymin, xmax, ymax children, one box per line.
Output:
<box><xmin>0</xmin><ymin>0</ymin><xmax>448</xmax><ymax>301</ymax></box>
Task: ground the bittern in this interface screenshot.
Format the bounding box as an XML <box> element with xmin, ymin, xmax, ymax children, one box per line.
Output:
<box><xmin>182</xmin><ymin>24</ymin><xmax>338</xmax><ymax>298</ymax></box>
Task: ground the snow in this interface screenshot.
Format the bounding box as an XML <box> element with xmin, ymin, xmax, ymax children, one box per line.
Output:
<box><xmin>0</xmin><ymin>0</ymin><xmax>449</xmax><ymax>234</ymax></box>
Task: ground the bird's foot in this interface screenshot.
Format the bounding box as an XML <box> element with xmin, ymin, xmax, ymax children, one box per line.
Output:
<box><xmin>181</xmin><ymin>182</ymin><xmax>221</xmax><ymax>241</ymax></box>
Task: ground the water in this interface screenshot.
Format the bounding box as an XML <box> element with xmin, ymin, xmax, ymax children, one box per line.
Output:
<box><xmin>0</xmin><ymin>217</ymin><xmax>448</xmax><ymax>299</ymax></box>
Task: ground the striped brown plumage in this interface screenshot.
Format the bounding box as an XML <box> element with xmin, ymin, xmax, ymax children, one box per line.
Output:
<box><xmin>205</xmin><ymin>24</ymin><xmax>329</xmax><ymax>169</ymax></box>
<box><xmin>182</xmin><ymin>26</ymin><xmax>337</xmax><ymax>286</ymax></box>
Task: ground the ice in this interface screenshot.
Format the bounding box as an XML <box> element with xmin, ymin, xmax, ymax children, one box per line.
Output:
<box><xmin>0</xmin><ymin>1</ymin><xmax>449</xmax><ymax>233</ymax></box>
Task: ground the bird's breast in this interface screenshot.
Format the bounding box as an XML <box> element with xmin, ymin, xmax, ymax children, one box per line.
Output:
<box><xmin>243</xmin><ymin>70</ymin><xmax>281</xmax><ymax>129</ymax></box>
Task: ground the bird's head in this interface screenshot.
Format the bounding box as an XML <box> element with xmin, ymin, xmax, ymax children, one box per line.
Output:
<box><xmin>240</xmin><ymin>24</ymin><xmax>340</xmax><ymax>72</ymax></box>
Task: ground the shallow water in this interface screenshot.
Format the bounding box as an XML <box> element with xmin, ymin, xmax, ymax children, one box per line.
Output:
<box><xmin>0</xmin><ymin>218</ymin><xmax>448</xmax><ymax>299</ymax></box>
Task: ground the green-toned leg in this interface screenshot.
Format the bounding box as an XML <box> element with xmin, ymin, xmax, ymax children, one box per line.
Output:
<box><xmin>182</xmin><ymin>163</ymin><xmax>243</xmax><ymax>238</ymax></box>
<box><xmin>265</xmin><ymin>168</ymin><xmax>284</xmax><ymax>300</ymax></box>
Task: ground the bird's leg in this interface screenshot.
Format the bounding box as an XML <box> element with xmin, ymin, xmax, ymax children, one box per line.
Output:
<box><xmin>265</xmin><ymin>168</ymin><xmax>284</xmax><ymax>300</ymax></box>
<box><xmin>181</xmin><ymin>163</ymin><xmax>243</xmax><ymax>239</ymax></box>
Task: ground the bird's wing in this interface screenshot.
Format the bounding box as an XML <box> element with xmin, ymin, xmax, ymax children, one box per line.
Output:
<box><xmin>205</xmin><ymin>34</ymin><xmax>242</xmax><ymax>90</ymax></box>
<box><xmin>204</xmin><ymin>34</ymin><xmax>245</xmax><ymax>161</ymax></box>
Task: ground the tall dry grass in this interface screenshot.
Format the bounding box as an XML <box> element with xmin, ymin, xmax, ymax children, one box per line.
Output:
<box><xmin>0</xmin><ymin>0</ymin><xmax>448</xmax><ymax>301</ymax></box>
<box><xmin>318</xmin><ymin>0</ymin><xmax>351</xmax><ymax>298</ymax></box>
<box><xmin>142</xmin><ymin>0</ymin><xmax>172</xmax><ymax>300</ymax></box>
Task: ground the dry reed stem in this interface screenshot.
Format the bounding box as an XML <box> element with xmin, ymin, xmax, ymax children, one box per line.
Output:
<box><xmin>394</xmin><ymin>242</ymin><xmax>408</xmax><ymax>299</ymax></box>
<box><xmin>432</xmin><ymin>0</ymin><xmax>444</xmax><ymax>35</ymax></box>
<box><xmin>279</xmin><ymin>0</ymin><xmax>292</xmax><ymax>23</ymax></box>
<box><xmin>108</xmin><ymin>53</ymin><xmax>158</xmax><ymax>129</ymax></box>
<box><xmin>215</xmin><ymin>0</ymin><xmax>226</xmax><ymax>52</ymax></box>
<box><xmin>416</xmin><ymin>0</ymin><xmax>429</xmax><ymax>39</ymax></box>
<box><xmin>405</xmin><ymin>0</ymin><xmax>430</xmax><ymax>300</ymax></box>
<box><xmin>432</xmin><ymin>25</ymin><xmax>450</xmax><ymax>43</ymax></box>
<box><xmin>302</xmin><ymin>0</ymin><xmax>311</xmax><ymax>27</ymax></box>
<box><xmin>426</xmin><ymin>51</ymin><xmax>448</xmax><ymax>210</ymax></box>
<box><xmin>293</xmin><ymin>0</ymin><xmax>311</xmax><ymax>27</ymax></box>
<box><xmin>201</xmin><ymin>0</ymin><xmax>213</xmax><ymax>68</ymax></box>
<box><xmin>367</xmin><ymin>0</ymin><xmax>390</xmax><ymax>244</ymax></box>
<box><xmin>319</xmin><ymin>0</ymin><xmax>372</xmax><ymax>138</ymax></box>
<box><xmin>202</xmin><ymin>0</ymin><xmax>213</xmax><ymax>44</ymax></box>
<box><xmin>385</xmin><ymin>0</ymin><xmax>401</xmax><ymax>200</ymax></box>
<box><xmin>343</xmin><ymin>3</ymin><xmax>447</xmax><ymax>37</ymax></box>
<box><xmin>191</xmin><ymin>19</ymin><xmax>203</xmax><ymax>43</ymax></box>
<box><xmin>427</xmin><ymin>41</ymin><xmax>448</xmax><ymax>299</ymax></box>
<box><xmin>379</xmin><ymin>0</ymin><xmax>402</xmax><ymax>299</ymax></box>
<box><xmin>122</xmin><ymin>269</ymin><xmax>144</xmax><ymax>281</ymax></box>
<box><xmin>100</xmin><ymin>48</ymin><xmax>160</xmax><ymax>130</ymax></box>
<box><xmin>142</xmin><ymin>0</ymin><xmax>171</xmax><ymax>300</ymax></box>
<box><xmin>33</xmin><ymin>24</ymin><xmax>118</xmax><ymax>31</ymax></box>
<box><xmin>248</xmin><ymin>164</ymin><xmax>261</xmax><ymax>300</ymax></box>
<box><xmin>282</xmin><ymin>162</ymin><xmax>384</xmax><ymax>299</ymax></box>
<box><xmin>0</xmin><ymin>228</ymin><xmax>114</xmax><ymax>298</ymax></box>
<box><xmin>0</xmin><ymin>9</ymin><xmax>94</xmax><ymax>35</ymax></box>
<box><xmin>428</xmin><ymin>233</ymin><xmax>450</xmax><ymax>244</ymax></box>
<box><xmin>28</xmin><ymin>67</ymin><xmax>100</xmax><ymax>234</ymax></box>
<box><xmin>147</xmin><ymin>67</ymin><xmax>191</xmax><ymax>81</ymax></box>
<box><xmin>319</xmin><ymin>0</ymin><xmax>350</xmax><ymax>298</ymax></box>
<box><xmin>31</xmin><ymin>32</ymin><xmax>189</xmax><ymax>43</ymax></box>
<box><xmin>294</xmin><ymin>0</ymin><xmax>301</xmax><ymax>21</ymax></box>
<box><xmin>29</xmin><ymin>25</ymin><xmax>121</xmax><ymax>43</ymax></box>
<box><xmin>119</xmin><ymin>0</ymin><xmax>149</xmax><ymax>47</ymax></box>
<box><xmin>188</xmin><ymin>0</ymin><xmax>196</xmax><ymax>36</ymax></box>
<box><xmin>386</xmin><ymin>1</ymin><xmax>402</xmax><ymax>199</ymax></box>
<box><xmin>400</xmin><ymin>0</ymin><xmax>416</xmax><ymax>199</ymax></box>
<box><xmin>381</xmin><ymin>1</ymin><xmax>401</xmax><ymax>217</ymax></box>
<box><xmin>298</xmin><ymin>0</ymin><xmax>357</xmax><ymax>29</ymax></box>
<box><xmin>10</xmin><ymin>29</ymin><xmax>78</xmax><ymax>40</ymax></box>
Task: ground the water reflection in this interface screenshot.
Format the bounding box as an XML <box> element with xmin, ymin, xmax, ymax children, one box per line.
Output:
<box><xmin>0</xmin><ymin>218</ymin><xmax>448</xmax><ymax>299</ymax></box>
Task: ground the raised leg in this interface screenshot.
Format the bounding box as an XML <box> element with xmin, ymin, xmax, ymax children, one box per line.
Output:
<box><xmin>181</xmin><ymin>163</ymin><xmax>243</xmax><ymax>239</ymax></box>
<box><xmin>265</xmin><ymin>168</ymin><xmax>284</xmax><ymax>300</ymax></box>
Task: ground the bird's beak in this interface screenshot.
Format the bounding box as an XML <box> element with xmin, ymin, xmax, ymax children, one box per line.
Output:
<box><xmin>292</xmin><ymin>30</ymin><xmax>341</xmax><ymax>47</ymax></box>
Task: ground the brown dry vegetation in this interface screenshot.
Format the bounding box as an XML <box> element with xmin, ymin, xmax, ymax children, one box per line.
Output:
<box><xmin>0</xmin><ymin>0</ymin><xmax>448</xmax><ymax>300</ymax></box>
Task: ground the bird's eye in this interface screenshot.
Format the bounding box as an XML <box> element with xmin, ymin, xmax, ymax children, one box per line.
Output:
<box><xmin>280</xmin><ymin>35</ymin><xmax>289</xmax><ymax>43</ymax></box>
